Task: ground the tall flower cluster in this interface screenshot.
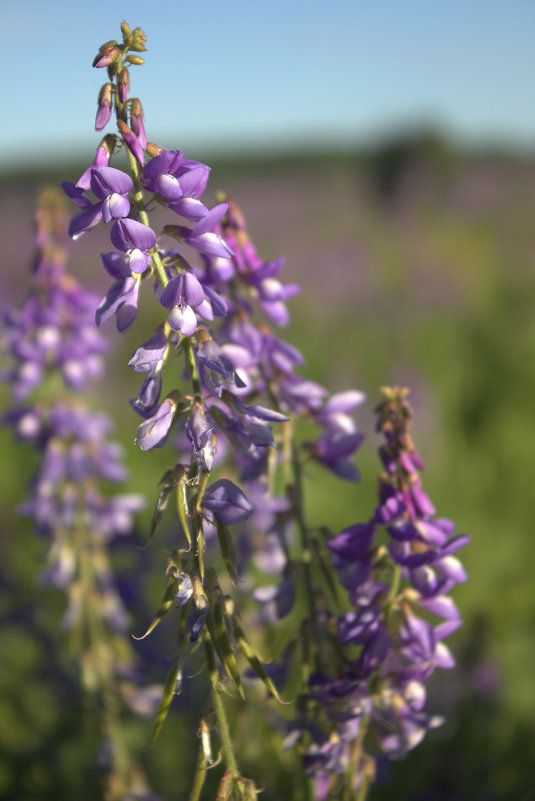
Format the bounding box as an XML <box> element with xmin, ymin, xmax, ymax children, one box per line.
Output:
<box><xmin>52</xmin><ymin>21</ymin><xmax>469</xmax><ymax>801</ymax></box>
<box><xmin>288</xmin><ymin>388</ymin><xmax>469</xmax><ymax>799</ymax></box>
<box><xmin>1</xmin><ymin>187</ymin><xmax>156</xmax><ymax>801</ymax></box>
<box><xmin>60</xmin><ymin>24</ymin><xmax>368</xmax><ymax>797</ymax></box>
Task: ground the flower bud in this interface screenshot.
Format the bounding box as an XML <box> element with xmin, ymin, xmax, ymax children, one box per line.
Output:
<box><xmin>120</xmin><ymin>20</ymin><xmax>131</xmax><ymax>40</ymax></box>
<box><xmin>118</xmin><ymin>67</ymin><xmax>130</xmax><ymax>103</ymax></box>
<box><xmin>130</xmin><ymin>27</ymin><xmax>147</xmax><ymax>52</ymax></box>
<box><xmin>146</xmin><ymin>142</ymin><xmax>165</xmax><ymax>157</ymax></box>
<box><xmin>130</xmin><ymin>98</ymin><xmax>146</xmax><ymax>149</ymax></box>
<box><xmin>134</xmin><ymin>395</ymin><xmax>177</xmax><ymax>451</ymax></box>
<box><xmin>98</xmin><ymin>133</ymin><xmax>118</xmax><ymax>161</ymax></box>
<box><xmin>92</xmin><ymin>40</ymin><xmax>120</xmax><ymax>68</ymax></box>
<box><xmin>125</xmin><ymin>54</ymin><xmax>145</xmax><ymax>65</ymax></box>
<box><xmin>117</xmin><ymin>119</ymin><xmax>145</xmax><ymax>166</ymax></box>
<box><xmin>95</xmin><ymin>83</ymin><xmax>113</xmax><ymax>132</ymax></box>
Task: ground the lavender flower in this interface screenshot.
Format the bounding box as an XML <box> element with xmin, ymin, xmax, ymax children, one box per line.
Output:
<box><xmin>60</xmin><ymin>24</ymin><xmax>468</xmax><ymax>801</ymax></box>
<box><xmin>1</xmin><ymin>186</ymin><xmax>156</xmax><ymax>801</ymax></box>
<box><xmin>290</xmin><ymin>388</ymin><xmax>469</xmax><ymax>796</ymax></box>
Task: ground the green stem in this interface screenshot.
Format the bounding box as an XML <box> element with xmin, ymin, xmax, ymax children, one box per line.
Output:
<box><xmin>184</xmin><ymin>337</ymin><xmax>201</xmax><ymax>396</ymax></box>
<box><xmin>187</xmin><ymin>742</ymin><xmax>208</xmax><ymax>801</ymax></box>
<box><xmin>204</xmin><ymin>636</ymin><xmax>243</xmax><ymax>799</ymax></box>
<box><xmin>290</xmin><ymin>440</ymin><xmax>320</xmax><ymax>669</ymax></box>
<box><xmin>385</xmin><ymin>563</ymin><xmax>401</xmax><ymax>612</ymax></box>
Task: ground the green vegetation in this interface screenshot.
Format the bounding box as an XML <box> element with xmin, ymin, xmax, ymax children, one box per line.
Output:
<box><xmin>1</xmin><ymin>140</ymin><xmax>534</xmax><ymax>799</ymax></box>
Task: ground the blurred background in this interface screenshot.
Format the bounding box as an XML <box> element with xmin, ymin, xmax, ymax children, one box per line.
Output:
<box><xmin>1</xmin><ymin>1</ymin><xmax>534</xmax><ymax>799</ymax></box>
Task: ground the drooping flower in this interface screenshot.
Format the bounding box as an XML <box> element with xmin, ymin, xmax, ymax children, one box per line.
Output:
<box><xmin>203</xmin><ymin>478</ymin><xmax>254</xmax><ymax>525</ymax></box>
<box><xmin>134</xmin><ymin>395</ymin><xmax>177</xmax><ymax>451</ymax></box>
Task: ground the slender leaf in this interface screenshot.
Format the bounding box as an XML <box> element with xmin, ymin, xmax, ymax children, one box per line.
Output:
<box><xmin>177</xmin><ymin>477</ymin><xmax>192</xmax><ymax>550</ymax></box>
<box><xmin>132</xmin><ymin>576</ymin><xmax>178</xmax><ymax>640</ymax></box>
<box><xmin>150</xmin><ymin>652</ymin><xmax>184</xmax><ymax>746</ymax></box>
<box><xmin>147</xmin><ymin>481</ymin><xmax>174</xmax><ymax>543</ymax></box>
<box><xmin>216</xmin><ymin>520</ymin><xmax>238</xmax><ymax>585</ymax></box>
<box><xmin>206</xmin><ymin>602</ymin><xmax>245</xmax><ymax>700</ymax></box>
<box><xmin>233</xmin><ymin>618</ymin><xmax>289</xmax><ymax>704</ymax></box>
<box><xmin>197</xmin><ymin>524</ymin><xmax>205</xmax><ymax>581</ymax></box>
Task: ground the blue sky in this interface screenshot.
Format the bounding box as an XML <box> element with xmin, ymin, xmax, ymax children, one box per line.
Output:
<box><xmin>1</xmin><ymin>0</ymin><xmax>534</xmax><ymax>168</ymax></box>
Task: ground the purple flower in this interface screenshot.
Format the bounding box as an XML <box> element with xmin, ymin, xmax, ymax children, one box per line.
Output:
<box><xmin>110</xmin><ymin>218</ymin><xmax>157</xmax><ymax>274</ymax></box>
<box><xmin>311</xmin><ymin>431</ymin><xmax>364</xmax><ymax>481</ymax></box>
<box><xmin>160</xmin><ymin>271</ymin><xmax>205</xmax><ymax>335</ymax></box>
<box><xmin>144</xmin><ymin>150</ymin><xmax>211</xmax><ymax>219</ymax></box>
<box><xmin>95</xmin><ymin>83</ymin><xmax>113</xmax><ymax>131</ymax></box>
<box><xmin>202</xmin><ymin>479</ymin><xmax>253</xmax><ymax>525</ymax></box>
<box><xmin>117</xmin><ymin>119</ymin><xmax>146</xmax><ymax>166</ymax></box>
<box><xmin>130</xmin><ymin>372</ymin><xmax>162</xmax><ymax>418</ymax></box>
<box><xmin>128</xmin><ymin>326</ymin><xmax>168</xmax><ymax>372</ymax></box>
<box><xmin>197</xmin><ymin>337</ymin><xmax>242</xmax><ymax>396</ymax></box>
<box><xmin>134</xmin><ymin>396</ymin><xmax>177</xmax><ymax>451</ymax></box>
<box><xmin>95</xmin><ymin>276</ymin><xmax>140</xmax><ymax>332</ymax></box>
<box><xmin>90</xmin><ymin>166</ymin><xmax>133</xmax><ymax>222</ymax></box>
<box><xmin>176</xmin><ymin>204</ymin><xmax>233</xmax><ymax>259</ymax></box>
<box><xmin>185</xmin><ymin>406</ymin><xmax>215</xmax><ymax>471</ymax></box>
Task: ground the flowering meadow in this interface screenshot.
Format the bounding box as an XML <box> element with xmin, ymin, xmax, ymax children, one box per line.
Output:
<box><xmin>1</xmin><ymin>21</ymin><xmax>535</xmax><ymax>801</ymax></box>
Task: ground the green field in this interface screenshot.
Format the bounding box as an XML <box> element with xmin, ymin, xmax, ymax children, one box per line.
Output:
<box><xmin>1</xmin><ymin>141</ymin><xmax>534</xmax><ymax>800</ymax></box>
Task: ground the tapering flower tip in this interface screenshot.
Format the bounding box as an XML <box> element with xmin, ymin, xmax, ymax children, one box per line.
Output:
<box><xmin>95</xmin><ymin>83</ymin><xmax>113</xmax><ymax>131</ymax></box>
<box><xmin>120</xmin><ymin>20</ymin><xmax>132</xmax><ymax>40</ymax></box>
<box><xmin>128</xmin><ymin>326</ymin><xmax>168</xmax><ymax>372</ymax></box>
<box><xmin>118</xmin><ymin>67</ymin><xmax>130</xmax><ymax>103</ymax></box>
<box><xmin>92</xmin><ymin>40</ymin><xmax>120</xmax><ymax>68</ymax></box>
<box><xmin>203</xmin><ymin>479</ymin><xmax>253</xmax><ymax>525</ymax></box>
<box><xmin>146</xmin><ymin>142</ymin><xmax>165</xmax><ymax>157</ymax></box>
<box><xmin>134</xmin><ymin>395</ymin><xmax>177</xmax><ymax>451</ymax></box>
<box><xmin>130</xmin><ymin>98</ymin><xmax>146</xmax><ymax>148</ymax></box>
<box><xmin>117</xmin><ymin>119</ymin><xmax>146</xmax><ymax>166</ymax></box>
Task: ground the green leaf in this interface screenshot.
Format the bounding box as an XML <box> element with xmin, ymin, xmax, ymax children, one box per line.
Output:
<box><xmin>147</xmin><ymin>481</ymin><xmax>174</xmax><ymax>544</ymax></box>
<box><xmin>206</xmin><ymin>601</ymin><xmax>245</xmax><ymax>700</ymax></box>
<box><xmin>216</xmin><ymin>520</ymin><xmax>238</xmax><ymax>585</ymax></box>
<box><xmin>149</xmin><ymin>653</ymin><xmax>183</xmax><ymax>747</ymax></box>
<box><xmin>232</xmin><ymin>618</ymin><xmax>289</xmax><ymax>704</ymax></box>
<box><xmin>197</xmin><ymin>524</ymin><xmax>205</xmax><ymax>581</ymax></box>
<box><xmin>177</xmin><ymin>477</ymin><xmax>192</xmax><ymax>550</ymax></box>
<box><xmin>132</xmin><ymin>577</ymin><xmax>178</xmax><ymax>640</ymax></box>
